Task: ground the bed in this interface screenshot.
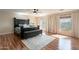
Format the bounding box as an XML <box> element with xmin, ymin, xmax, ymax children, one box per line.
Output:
<box><xmin>14</xmin><ymin>17</ymin><xmax>42</xmax><ymax>39</ymax></box>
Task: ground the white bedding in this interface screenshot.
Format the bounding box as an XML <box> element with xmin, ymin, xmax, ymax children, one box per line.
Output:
<box><xmin>15</xmin><ymin>27</ymin><xmax>21</xmax><ymax>34</ymax></box>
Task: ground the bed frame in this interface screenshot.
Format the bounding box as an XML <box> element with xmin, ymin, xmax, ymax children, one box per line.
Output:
<box><xmin>14</xmin><ymin>17</ymin><xmax>42</xmax><ymax>39</ymax></box>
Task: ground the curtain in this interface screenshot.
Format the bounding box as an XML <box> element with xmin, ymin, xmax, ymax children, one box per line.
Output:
<box><xmin>47</xmin><ymin>14</ymin><xmax>57</xmax><ymax>33</ymax></box>
<box><xmin>72</xmin><ymin>11</ymin><xmax>79</xmax><ymax>38</ymax></box>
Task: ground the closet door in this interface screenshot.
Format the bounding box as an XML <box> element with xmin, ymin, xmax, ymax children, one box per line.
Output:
<box><xmin>58</xmin><ymin>16</ymin><xmax>73</xmax><ymax>36</ymax></box>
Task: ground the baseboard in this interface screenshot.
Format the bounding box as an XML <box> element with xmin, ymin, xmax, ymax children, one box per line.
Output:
<box><xmin>0</xmin><ymin>32</ymin><xmax>13</xmax><ymax>35</ymax></box>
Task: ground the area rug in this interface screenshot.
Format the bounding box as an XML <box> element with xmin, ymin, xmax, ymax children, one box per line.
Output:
<box><xmin>22</xmin><ymin>34</ymin><xmax>56</xmax><ymax>50</ymax></box>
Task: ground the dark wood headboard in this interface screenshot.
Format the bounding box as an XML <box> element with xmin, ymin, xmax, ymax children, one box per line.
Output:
<box><xmin>14</xmin><ymin>17</ymin><xmax>29</xmax><ymax>27</ymax></box>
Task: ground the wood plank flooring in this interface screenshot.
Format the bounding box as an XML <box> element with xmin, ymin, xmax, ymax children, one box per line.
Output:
<box><xmin>42</xmin><ymin>34</ymin><xmax>79</xmax><ymax>50</ymax></box>
<box><xmin>0</xmin><ymin>33</ymin><xmax>79</xmax><ymax>50</ymax></box>
<box><xmin>0</xmin><ymin>34</ymin><xmax>29</xmax><ymax>50</ymax></box>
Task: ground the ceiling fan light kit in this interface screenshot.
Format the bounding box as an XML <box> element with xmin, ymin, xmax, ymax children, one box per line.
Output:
<box><xmin>33</xmin><ymin>9</ymin><xmax>38</xmax><ymax>14</ymax></box>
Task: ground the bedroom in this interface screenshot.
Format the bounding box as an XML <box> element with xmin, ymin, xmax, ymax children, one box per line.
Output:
<box><xmin>0</xmin><ymin>9</ymin><xmax>79</xmax><ymax>50</ymax></box>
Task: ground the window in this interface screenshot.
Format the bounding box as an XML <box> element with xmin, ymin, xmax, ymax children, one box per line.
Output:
<box><xmin>59</xmin><ymin>16</ymin><xmax>72</xmax><ymax>32</ymax></box>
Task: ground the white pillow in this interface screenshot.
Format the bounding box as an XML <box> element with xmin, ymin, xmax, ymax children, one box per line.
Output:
<box><xmin>19</xmin><ymin>24</ymin><xmax>23</xmax><ymax>27</ymax></box>
<box><xmin>23</xmin><ymin>24</ymin><xmax>30</xmax><ymax>28</ymax></box>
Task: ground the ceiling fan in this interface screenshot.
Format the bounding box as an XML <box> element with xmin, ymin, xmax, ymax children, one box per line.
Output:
<box><xmin>33</xmin><ymin>9</ymin><xmax>38</xmax><ymax>14</ymax></box>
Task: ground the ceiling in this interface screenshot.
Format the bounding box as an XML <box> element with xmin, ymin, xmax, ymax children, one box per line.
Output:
<box><xmin>0</xmin><ymin>9</ymin><xmax>77</xmax><ymax>16</ymax></box>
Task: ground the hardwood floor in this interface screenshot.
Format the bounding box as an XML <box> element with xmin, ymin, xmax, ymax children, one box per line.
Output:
<box><xmin>0</xmin><ymin>34</ymin><xmax>29</xmax><ymax>50</ymax></box>
<box><xmin>0</xmin><ymin>33</ymin><xmax>79</xmax><ymax>50</ymax></box>
<box><xmin>42</xmin><ymin>34</ymin><xmax>79</xmax><ymax>50</ymax></box>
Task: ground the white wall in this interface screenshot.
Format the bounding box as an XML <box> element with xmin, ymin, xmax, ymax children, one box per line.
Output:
<box><xmin>27</xmin><ymin>15</ymin><xmax>38</xmax><ymax>26</ymax></box>
<box><xmin>0</xmin><ymin>11</ymin><xmax>29</xmax><ymax>34</ymax></box>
